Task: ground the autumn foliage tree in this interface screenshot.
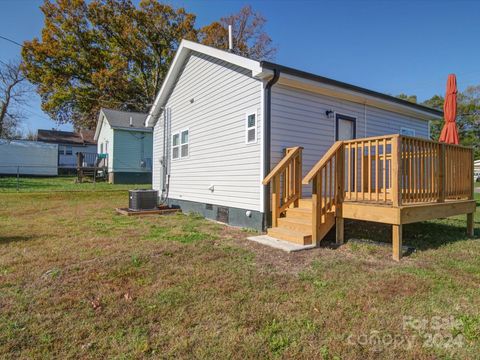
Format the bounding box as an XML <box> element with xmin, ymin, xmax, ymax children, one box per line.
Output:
<box><xmin>198</xmin><ymin>5</ymin><xmax>276</xmax><ymax>60</ymax></box>
<box><xmin>22</xmin><ymin>1</ymin><xmax>276</xmax><ymax>129</ymax></box>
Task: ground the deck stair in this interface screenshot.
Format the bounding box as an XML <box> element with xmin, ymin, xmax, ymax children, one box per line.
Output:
<box><xmin>267</xmin><ymin>198</ymin><xmax>335</xmax><ymax>245</ymax></box>
<box><xmin>262</xmin><ymin>135</ymin><xmax>476</xmax><ymax>261</ymax></box>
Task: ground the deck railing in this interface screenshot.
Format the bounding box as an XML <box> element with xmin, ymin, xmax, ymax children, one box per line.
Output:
<box><xmin>264</xmin><ymin>135</ymin><xmax>473</xmax><ymax>232</ymax></box>
<box><xmin>262</xmin><ymin>147</ymin><xmax>303</xmax><ymax>226</ymax></box>
<box><xmin>342</xmin><ymin>135</ymin><xmax>474</xmax><ymax>206</ymax></box>
<box><xmin>302</xmin><ymin>141</ymin><xmax>344</xmax><ymax>242</ymax></box>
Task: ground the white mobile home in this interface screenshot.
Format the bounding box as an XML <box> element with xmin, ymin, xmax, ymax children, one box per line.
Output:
<box><xmin>146</xmin><ymin>40</ymin><xmax>443</xmax><ymax>232</ymax></box>
<box><xmin>0</xmin><ymin>139</ymin><xmax>58</xmax><ymax>176</ymax></box>
<box><xmin>94</xmin><ymin>108</ymin><xmax>153</xmax><ymax>184</ymax></box>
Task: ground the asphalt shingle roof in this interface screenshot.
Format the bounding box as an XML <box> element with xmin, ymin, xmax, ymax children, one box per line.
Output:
<box><xmin>37</xmin><ymin>130</ymin><xmax>96</xmax><ymax>145</ymax></box>
<box><xmin>102</xmin><ymin>108</ymin><xmax>149</xmax><ymax>128</ymax></box>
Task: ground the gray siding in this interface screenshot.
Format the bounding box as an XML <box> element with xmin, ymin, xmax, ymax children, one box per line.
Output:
<box><xmin>152</xmin><ymin>52</ymin><xmax>263</xmax><ymax>211</ymax></box>
<box><xmin>270</xmin><ymin>84</ymin><xmax>430</xmax><ymax>195</ymax></box>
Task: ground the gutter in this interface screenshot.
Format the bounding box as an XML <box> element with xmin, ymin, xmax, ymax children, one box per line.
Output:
<box><xmin>263</xmin><ymin>69</ymin><xmax>280</xmax><ymax>230</ymax></box>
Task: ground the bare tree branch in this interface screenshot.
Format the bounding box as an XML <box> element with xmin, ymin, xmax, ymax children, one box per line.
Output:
<box><xmin>0</xmin><ymin>59</ymin><xmax>31</xmax><ymax>138</ymax></box>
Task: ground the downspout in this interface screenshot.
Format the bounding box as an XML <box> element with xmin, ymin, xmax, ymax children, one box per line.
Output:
<box><xmin>263</xmin><ymin>69</ymin><xmax>280</xmax><ymax>230</ymax></box>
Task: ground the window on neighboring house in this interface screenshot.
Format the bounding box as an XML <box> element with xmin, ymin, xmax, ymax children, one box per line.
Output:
<box><xmin>172</xmin><ymin>129</ymin><xmax>189</xmax><ymax>159</ymax></box>
<box><xmin>58</xmin><ymin>145</ymin><xmax>65</xmax><ymax>155</ymax></box>
<box><xmin>65</xmin><ymin>145</ymin><xmax>73</xmax><ymax>155</ymax></box>
<box><xmin>400</xmin><ymin>127</ymin><xmax>416</xmax><ymax>137</ymax></box>
<box><xmin>245</xmin><ymin>111</ymin><xmax>257</xmax><ymax>144</ymax></box>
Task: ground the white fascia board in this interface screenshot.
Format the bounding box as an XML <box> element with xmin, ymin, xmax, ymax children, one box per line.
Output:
<box><xmin>145</xmin><ymin>39</ymin><xmax>264</xmax><ymax>127</ymax></box>
<box><xmin>277</xmin><ymin>74</ymin><xmax>442</xmax><ymax>121</ymax></box>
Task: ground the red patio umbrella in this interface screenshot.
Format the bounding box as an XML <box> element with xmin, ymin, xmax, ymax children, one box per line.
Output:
<box><xmin>439</xmin><ymin>74</ymin><xmax>459</xmax><ymax>144</ymax></box>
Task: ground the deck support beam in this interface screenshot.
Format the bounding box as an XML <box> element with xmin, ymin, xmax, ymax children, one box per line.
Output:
<box><xmin>392</xmin><ymin>224</ymin><xmax>402</xmax><ymax>261</ymax></box>
<box><xmin>335</xmin><ymin>216</ymin><xmax>344</xmax><ymax>245</ymax></box>
<box><xmin>467</xmin><ymin>213</ymin><xmax>474</xmax><ymax>237</ymax></box>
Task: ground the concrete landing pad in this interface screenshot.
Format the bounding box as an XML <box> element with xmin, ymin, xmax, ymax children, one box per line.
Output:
<box><xmin>247</xmin><ymin>235</ymin><xmax>316</xmax><ymax>253</ymax></box>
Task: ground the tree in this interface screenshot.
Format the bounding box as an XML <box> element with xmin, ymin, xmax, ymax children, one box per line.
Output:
<box><xmin>423</xmin><ymin>87</ymin><xmax>480</xmax><ymax>159</ymax></box>
<box><xmin>0</xmin><ymin>60</ymin><xmax>30</xmax><ymax>138</ymax></box>
<box><xmin>22</xmin><ymin>1</ymin><xmax>276</xmax><ymax>130</ymax></box>
<box><xmin>396</xmin><ymin>93</ymin><xmax>417</xmax><ymax>104</ymax></box>
<box><xmin>22</xmin><ymin>0</ymin><xmax>197</xmax><ymax>130</ymax></box>
<box><xmin>198</xmin><ymin>5</ymin><xmax>276</xmax><ymax>60</ymax></box>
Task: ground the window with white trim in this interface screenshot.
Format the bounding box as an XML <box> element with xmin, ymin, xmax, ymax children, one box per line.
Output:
<box><xmin>172</xmin><ymin>129</ymin><xmax>189</xmax><ymax>159</ymax></box>
<box><xmin>400</xmin><ymin>127</ymin><xmax>415</xmax><ymax>137</ymax></box>
<box><xmin>245</xmin><ymin>111</ymin><xmax>257</xmax><ymax>144</ymax></box>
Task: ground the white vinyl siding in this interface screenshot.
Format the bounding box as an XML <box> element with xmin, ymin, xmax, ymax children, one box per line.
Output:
<box><xmin>152</xmin><ymin>52</ymin><xmax>262</xmax><ymax>211</ymax></box>
<box><xmin>270</xmin><ymin>84</ymin><xmax>430</xmax><ymax>196</ymax></box>
<box><xmin>97</xmin><ymin>118</ymin><xmax>114</xmax><ymax>172</ymax></box>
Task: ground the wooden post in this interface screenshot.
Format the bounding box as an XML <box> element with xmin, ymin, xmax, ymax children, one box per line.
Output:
<box><xmin>271</xmin><ymin>175</ymin><xmax>280</xmax><ymax>227</ymax></box>
<box><xmin>391</xmin><ymin>136</ymin><xmax>402</xmax><ymax>207</ymax></box>
<box><xmin>470</xmin><ymin>148</ymin><xmax>475</xmax><ymax>200</ymax></box>
<box><xmin>392</xmin><ymin>224</ymin><xmax>403</xmax><ymax>261</ymax></box>
<box><xmin>295</xmin><ymin>149</ymin><xmax>302</xmax><ymax>207</ymax></box>
<box><xmin>335</xmin><ymin>145</ymin><xmax>345</xmax><ymax>245</ymax></box>
<box><xmin>438</xmin><ymin>143</ymin><xmax>445</xmax><ymax>202</ymax></box>
<box><xmin>336</xmin><ymin>216</ymin><xmax>344</xmax><ymax>245</ymax></box>
<box><xmin>312</xmin><ymin>174</ymin><xmax>321</xmax><ymax>246</ymax></box>
<box><xmin>467</xmin><ymin>213</ymin><xmax>474</xmax><ymax>237</ymax></box>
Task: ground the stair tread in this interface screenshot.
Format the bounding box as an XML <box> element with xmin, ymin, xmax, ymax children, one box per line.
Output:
<box><xmin>286</xmin><ymin>207</ymin><xmax>311</xmax><ymax>213</ymax></box>
<box><xmin>279</xmin><ymin>217</ymin><xmax>311</xmax><ymax>225</ymax></box>
<box><xmin>268</xmin><ymin>226</ymin><xmax>311</xmax><ymax>237</ymax></box>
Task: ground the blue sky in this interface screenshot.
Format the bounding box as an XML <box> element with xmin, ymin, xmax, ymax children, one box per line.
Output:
<box><xmin>1</xmin><ymin>0</ymin><xmax>480</xmax><ymax>134</ymax></box>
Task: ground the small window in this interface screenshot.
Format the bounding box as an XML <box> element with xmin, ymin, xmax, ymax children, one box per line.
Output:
<box><xmin>181</xmin><ymin>130</ymin><xmax>189</xmax><ymax>157</ymax></box>
<box><xmin>172</xmin><ymin>130</ymin><xmax>188</xmax><ymax>159</ymax></box>
<box><xmin>58</xmin><ymin>145</ymin><xmax>65</xmax><ymax>155</ymax></box>
<box><xmin>65</xmin><ymin>145</ymin><xmax>73</xmax><ymax>155</ymax></box>
<box><xmin>245</xmin><ymin>111</ymin><xmax>257</xmax><ymax>144</ymax></box>
<box><xmin>400</xmin><ymin>127</ymin><xmax>415</xmax><ymax>137</ymax></box>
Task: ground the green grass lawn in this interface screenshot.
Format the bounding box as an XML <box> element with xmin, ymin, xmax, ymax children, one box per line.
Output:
<box><xmin>0</xmin><ymin>191</ymin><xmax>479</xmax><ymax>358</ymax></box>
<box><xmin>0</xmin><ymin>176</ymin><xmax>151</xmax><ymax>192</ymax></box>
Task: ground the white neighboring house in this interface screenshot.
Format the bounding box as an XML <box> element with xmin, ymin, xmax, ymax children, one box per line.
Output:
<box><xmin>146</xmin><ymin>40</ymin><xmax>443</xmax><ymax>230</ymax></box>
<box><xmin>37</xmin><ymin>129</ymin><xmax>97</xmax><ymax>171</ymax></box>
<box><xmin>94</xmin><ymin>108</ymin><xmax>153</xmax><ymax>184</ymax></box>
<box><xmin>0</xmin><ymin>139</ymin><xmax>58</xmax><ymax>176</ymax></box>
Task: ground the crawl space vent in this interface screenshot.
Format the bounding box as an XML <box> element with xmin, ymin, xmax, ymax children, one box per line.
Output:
<box><xmin>216</xmin><ymin>206</ymin><xmax>229</xmax><ymax>223</ymax></box>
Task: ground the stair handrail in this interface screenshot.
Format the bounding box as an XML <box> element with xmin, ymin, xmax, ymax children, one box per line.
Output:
<box><xmin>302</xmin><ymin>141</ymin><xmax>344</xmax><ymax>245</ymax></box>
<box><xmin>262</xmin><ymin>146</ymin><xmax>303</xmax><ymax>227</ymax></box>
<box><xmin>262</xmin><ymin>146</ymin><xmax>303</xmax><ymax>185</ymax></box>
<box><xmin>302</xmin><ymin>141</ymin><xmax>343</xmax><ymax>185</ymax></box>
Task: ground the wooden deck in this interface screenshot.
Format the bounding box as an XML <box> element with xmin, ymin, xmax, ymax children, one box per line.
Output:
<box><xmin>263</xmin><ymin>134</ymin><xmax>476</xmax><ymax>261</ymax></box>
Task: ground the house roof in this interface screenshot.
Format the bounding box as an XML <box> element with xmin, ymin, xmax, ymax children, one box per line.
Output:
<box><xmin>260</xmin><ymin>61</ymin><xmax>444</xmax><ymax>118</ymax></box>
<box><xmin>146</xmin><ymin>40</ymin><xmax>443</xmax><ymax>126</ymax></box>
<box><xmin>37</xmin><ymin>129</ymin><xmax>96</xmax><ymax>145</ymax></box>
<box><xmin>94</xmin><ymin>108</ymin><xmax>151</xmax><ymax>141</ymax></box>
<box><xmin>79</xmin><ymin>129</ymin><xmax>95</xmax><ymax>143</ymax></box>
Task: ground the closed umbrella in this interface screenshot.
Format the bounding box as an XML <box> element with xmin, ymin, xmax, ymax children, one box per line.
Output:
<box><xmin>439</xmin><ymin>74</ymin><xmax>459</xmax><ymax>144</ymax></box>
